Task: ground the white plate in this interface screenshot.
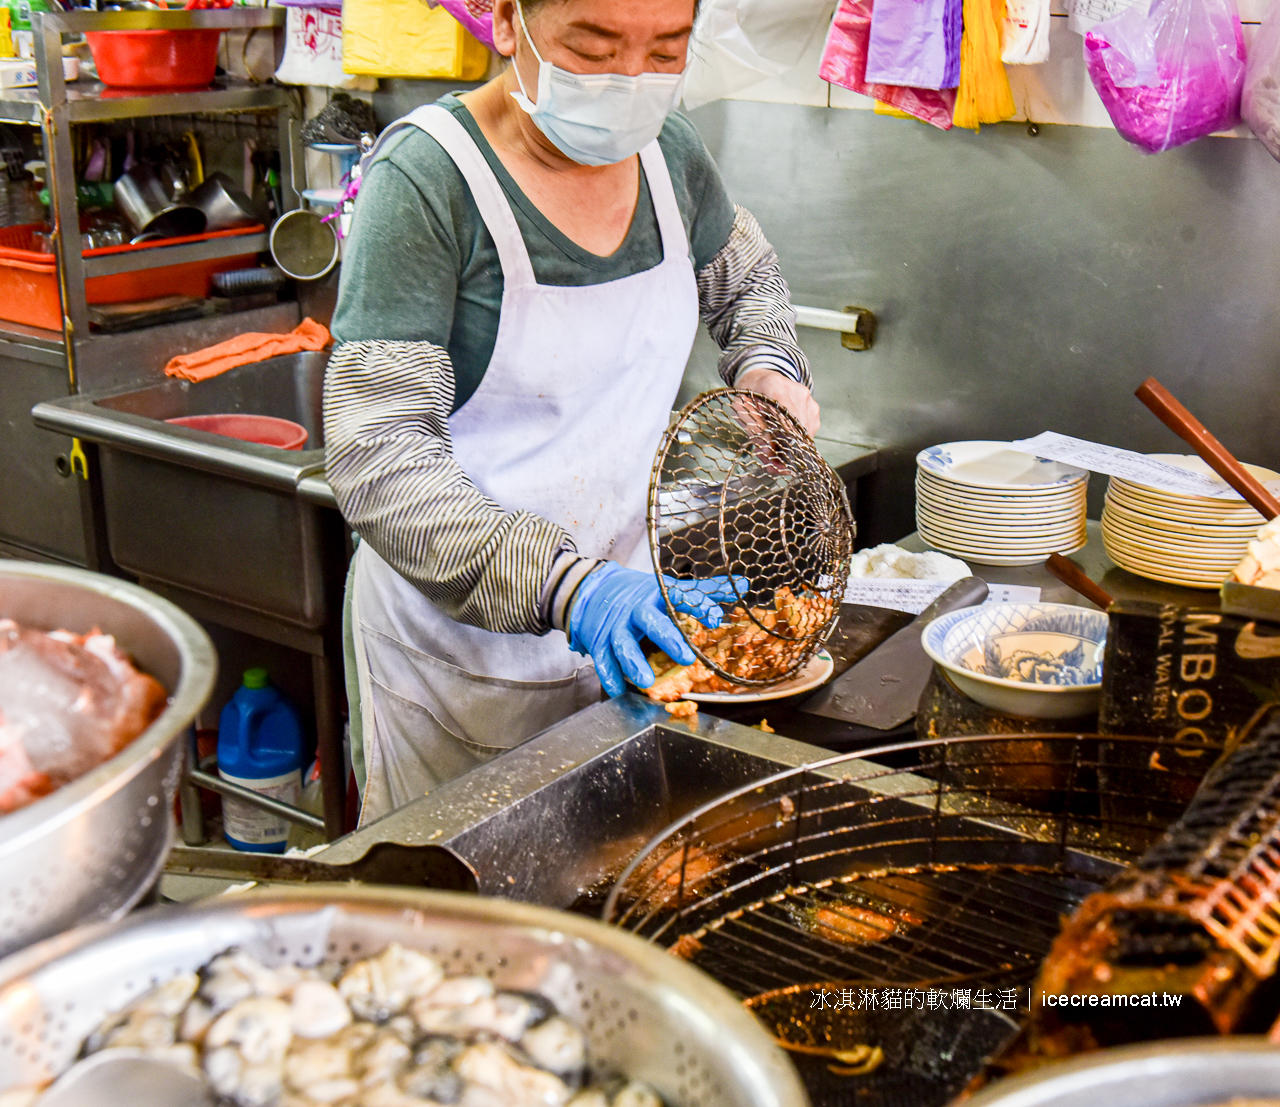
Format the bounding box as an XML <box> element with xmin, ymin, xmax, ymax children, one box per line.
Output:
<box><xmin>1105</xmin><ymin>488</ymin><xmax>1263</xmax><ymax>529</ymax></box>
<box><xmin>1099</xmin><ymin>514</ymin><xmax>1249</xmax><ymax>559</ymax></box>
<box><xmin>1102</xmin><ymin>496</ymin><xmax>1260</xmax><ymax>537</ymax></box>
<box><xmin>919</xmin><ymin>531</ymin><xmax>1086</xmax><ymax>566</ymax></box>
<box><xmin>916</xmin><ymin>471</ymin><xmax>1088</xmax><ymax>503</ymax></box>
<box><xmin>915</xmin><ymin>483</ymin><xmax>1087</xmax><ymax>522</ymax></box>
<box><xmin>1099</xmin><ymin>528</ymin><xmax>1241</xmax><ymax>573</ymax></box>
<box><xmin>917</xmin><ymin>441</ymin><xmax>1089</xmax><ymax>490</ymax></box>
<box><xmin>1100</xmin><ymin>527</ymin><xmax>1237</xmax><ymax>572</ymax></box>
<box><xmin>917</xmin><ymin>516</ymin><xmax>1088</xmax><ymax>548</ymax></box>
<box><xmin>917</xmin><ymin>500</ymin><xmax>1086</xmax><ymax>532</ymax></box>
<box><xmin>1109</xmin><ymin>484</ymin><xmax>1264</xmax><ymax>522</ymax></box>
<box><xmin>1103</xmin><ymin>546</ymin><xmax>1227</xmax><ymax>589</ymax></box>
<box><xmin>683</xmin><ymin>650</ymin><xmax>835</xmax><ymax>703</ymax></box>
<box><xmin>1111</xmin><ymin>453</ymin><xmax>1280</xmax><ymax>503</ymax></box>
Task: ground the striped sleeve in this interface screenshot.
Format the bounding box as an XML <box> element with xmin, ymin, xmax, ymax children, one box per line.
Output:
<box><xmin>324</xmin><ymin>338</ymin><xmax>589</xmax><ymax>635</ymax></box>
<box><xmin>696</xmin><ymin>205</ymin><xmax>813</xmax><ymax>390</ymax></box>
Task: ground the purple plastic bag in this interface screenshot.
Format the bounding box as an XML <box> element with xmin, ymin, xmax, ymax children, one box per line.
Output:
<box><xmin>1084</xmin><ymin>0</ymin><xmax>1245</xmax><ymax>153</ymax></box>
<box><xmin>865</xmin><ymin>0</ymin><xmax>962</xmax><ymax>89</ymax></box>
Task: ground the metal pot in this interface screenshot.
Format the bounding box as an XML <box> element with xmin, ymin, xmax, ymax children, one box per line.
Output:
<box><xmin>964</xmin><ymin>1039</ymin><xmax>1280</xmax><ymax>1107</ymax></box>
<box><xmin>0</xmin><ymin>886</ymin><xmax>810</xmax><ymax>1107</ymax></box>
<box><xmin>0</xmin><ymin>561</ymin><xmax>216</xmax><ymax>958</ymax></box>
<box><xmin>187</xmin><ymin>171</ymin><xmax>259</xmax><ymax>232</ymax></box>
<box><xmin>113</xmin><ymin>164</ymin><xmax>205</xmax><ymax>240</ymax></box>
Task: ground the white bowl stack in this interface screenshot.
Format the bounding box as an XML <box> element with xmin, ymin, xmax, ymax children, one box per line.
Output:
<box><xmin>915</xmin><ymin>441</ymin><xmax>1089</xmax><ymax>566</ymax></box>
<box><xmin>1101</xmin><ymin>453</ymin><xmax>1280</xmax><ymax>589</ymax></box>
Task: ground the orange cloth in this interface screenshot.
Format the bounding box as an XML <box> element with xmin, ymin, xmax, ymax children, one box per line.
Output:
<box><xmin>164</xmin><ymin>318</ymin><xmax>331</xmax><ymax>382</ymax></box>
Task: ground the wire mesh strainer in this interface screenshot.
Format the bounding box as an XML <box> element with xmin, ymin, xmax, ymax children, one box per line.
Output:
<box><xmin>648</xmin><ymin>390</ymin><xmax>854</xmax><ymax>687</ymax></box>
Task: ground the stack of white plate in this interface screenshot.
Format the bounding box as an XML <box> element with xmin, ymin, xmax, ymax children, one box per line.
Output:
<box><xmin>916</xmin><ymin>441</ymin><xmax>1089</xmax><ymax>566</ymax></box>
<box><xmin>1101</xmin><ymin>453</ymin><xmax>1279</xmax><ymax>589</ymax></box>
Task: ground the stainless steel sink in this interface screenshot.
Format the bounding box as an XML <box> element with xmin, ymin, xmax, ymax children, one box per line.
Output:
<box><xmin>33</xmin><ymin>352</ymin><xmax>340</xmax><ymax>628</ymax></box>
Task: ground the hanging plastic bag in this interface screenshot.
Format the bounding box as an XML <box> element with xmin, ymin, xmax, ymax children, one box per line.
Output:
<box><xmin>344</xmin><ymin>0</ymin><xmax>490</xmax><ymax>79</ymax></box>
<box><xmin>821</xmin><ymin>0</ymin><xmax>956</xmax><ymax>128</ymax></box>
<box><xmin>1002</xmin><ymin>0</ymin><xmax>1051</xmax><ymax>64</ymax></box>
<box><xmin>864</xmin><ymin>0</ymin><xmax>961</xmax><ymax>89</ymax></box>
<box><xmin>682</xmin><ymin>0</ymin><xmax>838</xmax><ymax>110</ymax></box>
<box><xmin>275</xmin><ymin>4</ymin><xmax>376</xmax><ymax>92</ymax></box>
<box><xmin>1242</xmin><ymin>0</ymin><xmax>1280</xmax><ymax>160</ymax></box>
<box><xmin>952</xmin><ymin>0</ymin><xmax>1017</xmax><ymax>129</ymax></box>
<box><xmin>1083</xmin><ymin>0</ymin><xmax>1245</xmax><ymax>153</ymax></box>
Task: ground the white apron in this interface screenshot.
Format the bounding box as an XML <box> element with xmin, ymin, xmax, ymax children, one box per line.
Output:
<box><xmin>351</xmin><ymin>105</ymin><xmax>699</xmax><ymax>825</ymax></box>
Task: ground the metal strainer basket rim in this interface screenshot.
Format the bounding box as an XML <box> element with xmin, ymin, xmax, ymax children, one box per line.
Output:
<box><xmin>648</xmin><ymin>389</ymin><xmax>853</xmax><ymax>687</ymax></box>
<box><xmin>601</xmin><ymin>730</ymin><xmax>1214</xmax><ymax>925</ymax></box>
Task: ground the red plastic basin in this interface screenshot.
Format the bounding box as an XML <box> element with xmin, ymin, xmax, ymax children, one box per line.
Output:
<box><xmin>86</xmin><ymin>29</ymin><xmax>223</xmax><ymax>89</ymax></box>
<box><xmin>167</xmin><ymin>414</ymin><xmax>309</xmax><ymax>451</ymax></box>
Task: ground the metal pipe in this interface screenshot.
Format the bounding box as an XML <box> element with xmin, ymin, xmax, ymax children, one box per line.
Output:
<box><xmin>187</xmin><ymin>767</ymin><xmax>326</xmax><ymax>832</ymax></box>
<box><xmin>792</xmin><ymin>304</ymin><xmax>877</xmax><ymax>350</ymax></box>
<box><xmin>178</xmin><ymin>726</ymin><xmax>206</xmax><ymax>846</ymax></box>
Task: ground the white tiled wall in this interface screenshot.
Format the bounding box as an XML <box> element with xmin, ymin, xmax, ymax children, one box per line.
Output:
<box><xmin>717</xmin><ymin>0</ymin><xmax>1270</xmax><ymax>133</ymax></box>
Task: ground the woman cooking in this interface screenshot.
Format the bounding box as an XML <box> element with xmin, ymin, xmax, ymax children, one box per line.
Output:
<box><xmin>325</xmin><ymin>0</ymin><xmax>820</xmax><ymax>823</ymax></box>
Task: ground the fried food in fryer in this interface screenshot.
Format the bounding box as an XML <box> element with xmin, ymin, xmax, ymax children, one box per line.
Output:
<box><xmin>805</xmin><ymin>902</ymin><xmax>924</xmax><ymax>945</ymax></box>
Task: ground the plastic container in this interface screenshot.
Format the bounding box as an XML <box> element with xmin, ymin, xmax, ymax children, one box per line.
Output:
<box><xmin>85</xmin><ymin>28</ymin><xmax>223</xmax><ymax>89</ymax></box>
<box><xmin>217</xmin><ymin>667</ymin><xmax>304</xmax><ymax>854</ymax></box>
<box><xmin>0</xmin><ymin>223</ymin><xmax>262</xmax><ymax>332</ymax></box>
<box><xmin>166</xmin><ymin>414</ymin><xmax>308</xmax><ymax>450</ymax></box>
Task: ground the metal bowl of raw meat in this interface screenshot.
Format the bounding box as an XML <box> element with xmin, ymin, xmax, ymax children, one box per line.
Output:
<box><xmin>0</xmin><ymin>886</ymin><xmax>809</xmax><ymax>1107</ymax></box>
<box><xmin>964</xmin><ymin>1038</ymin><xmax>1280</xmax><ymax>1106</ymax></box>
<box><xmin>0</xmin><ymin>560</ymin><xmax>216</xmax><ymax>958</ymax></box>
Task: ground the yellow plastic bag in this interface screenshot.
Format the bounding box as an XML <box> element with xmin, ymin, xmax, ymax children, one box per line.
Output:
<box><xmin>343</xmin><ymin>0</ymin><xmax>490</xmax><ymax>80</ymax></box>
<box><xmin>953</xmin><ymin>0</ymin><xmax>1016</xmax><ymax>130</ymax></box>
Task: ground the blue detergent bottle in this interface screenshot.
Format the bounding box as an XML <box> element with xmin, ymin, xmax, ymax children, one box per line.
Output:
<box><xmin>217</xmin><ymin>667</ymin><xmax>304</xmax><ymax>853</ymax></box>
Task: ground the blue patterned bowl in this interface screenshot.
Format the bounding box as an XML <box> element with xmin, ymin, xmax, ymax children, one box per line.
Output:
<box><xmin>921</xmin><ymin>602</ymin><xmax>1108</xmax><ymax>719</ymax></box>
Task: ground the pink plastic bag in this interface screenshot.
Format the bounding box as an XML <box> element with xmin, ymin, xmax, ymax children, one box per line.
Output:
<box><xmin>1242</xmin><ymin>0</ymin><xmax>1280</xmax><ymax>160</ymax></box>
<box><xmin>820</xmin><ymin>0</ymin><xmax>956</xmax><ymax>130</ymax></box>
<box><xmin>1083</xmin><ymin>0</ymin><xmax>1244</xmax><ymax>153</ymax></box>
<box><xmin>436</xmin><ymin>0</ymin><xmax>494</xmax><ymax>49</ymax></box>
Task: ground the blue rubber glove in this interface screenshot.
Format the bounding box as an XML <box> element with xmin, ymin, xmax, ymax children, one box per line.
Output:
<box><xmin>567</xmin><ymin>566</ymin><xmax>745</xmax><ymax>698</ymax></box>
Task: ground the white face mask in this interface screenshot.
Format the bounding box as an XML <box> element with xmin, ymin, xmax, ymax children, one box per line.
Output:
<box><xmin>509</xmin><ymin>0</ymin><xmax>686</xmax><ymax>167</ymax></box>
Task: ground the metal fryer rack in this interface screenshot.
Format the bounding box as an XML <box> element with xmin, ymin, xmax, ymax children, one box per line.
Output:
<box><xmin>603</xmin><ymin>734</ymin><xmax>1213</xmax><ymax>1107</ymax></box>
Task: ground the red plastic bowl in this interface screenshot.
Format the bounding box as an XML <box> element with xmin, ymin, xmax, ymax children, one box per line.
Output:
<box><xmin>86</xmin><ymin>29</ymin><xmax>223</xmax><ymax>89</ymax></box>
<box><xmin>167</xmin><ymin>414</ymin><xmax>309</xmax><ymax>451</ymax></box>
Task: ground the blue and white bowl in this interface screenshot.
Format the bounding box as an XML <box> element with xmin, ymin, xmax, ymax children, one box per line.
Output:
<box><xmin>921</xmin><ymin>602</ymin><xmax>1108</xmax><ymax>719</ymax></box>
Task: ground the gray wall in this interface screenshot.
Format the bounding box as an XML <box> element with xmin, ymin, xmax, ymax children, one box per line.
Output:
<box><xmin>683</xmin><ymin>101</ymin><xmax>1280</xmax><ymax>545</ymax></box>
<box><xmin>370</xmin><ymin>83</ymin><xmax>1280</xmax><ymax>547</ymax></box>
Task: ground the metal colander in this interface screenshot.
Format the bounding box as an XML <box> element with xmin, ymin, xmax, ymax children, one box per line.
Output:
<box><xmin>0</xmin><ymin>887</ymin><xmax>807</xmax><ymax>1107</ymax></box>
<box><xmin>648</xmin><ymin>390</ymin><xmax>853</xmax><ymax>687</ymax></box>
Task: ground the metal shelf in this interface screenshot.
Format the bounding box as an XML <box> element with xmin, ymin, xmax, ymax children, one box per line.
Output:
<box><xmin>0</xmin><ymin>80</ymin><xmax>289</xmax><ymax>125</ymax></box>
<box><xmin>82</xmin><ymin>232</ymin><xmax>269</xmax><ymax>279</ymax></box>
<box><xmin>23</xmin><ymin>7</ymin><xmax>299</xmax><ymax>362</ymax></box>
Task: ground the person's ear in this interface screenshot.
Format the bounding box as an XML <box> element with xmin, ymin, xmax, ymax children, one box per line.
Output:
<box><xmin>492</xmin><ymin>0</ymin><xmax>519</xmax><ymax>58</ymax></box>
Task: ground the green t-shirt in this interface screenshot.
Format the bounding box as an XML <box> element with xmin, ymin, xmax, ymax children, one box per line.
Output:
<box><xmin>332</xmin><ymin>94</ymin><xmax>737</xmax><ymax>412</ymax></box>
